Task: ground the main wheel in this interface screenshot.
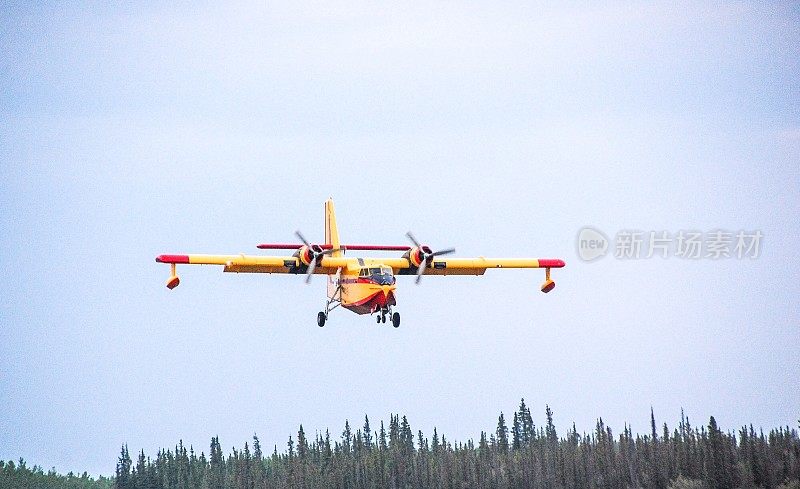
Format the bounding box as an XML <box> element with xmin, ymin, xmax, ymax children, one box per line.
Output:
<box><xmin>317</xmin><ymin>312</ymin><xmax>326</xmax><ymax>327</ymax></box>
<box><xmin>391</xmin><ymin>312</ymin><xmax>400</xmax><ymax>328</ymax></box>
<box><xmin>382</xmin><ymin>314</ymin><xmax>387</xmax><ymax>323</ymax></box>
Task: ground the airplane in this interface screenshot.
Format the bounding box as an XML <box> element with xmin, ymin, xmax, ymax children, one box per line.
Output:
<box><xmin>155</xmin><ymin>199</ymin><xmax>565</xmax><ymax>328</ymax></box>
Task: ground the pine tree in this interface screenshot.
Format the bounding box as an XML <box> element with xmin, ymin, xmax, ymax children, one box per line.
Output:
<box><xmin>241</xmin><ymin>442</ymin><xmax>253</xmax><ymax>489</ymax></box>
<box><xmin>496</xmin><ymin>412</ymin><xmax>509</xmax><ymax>454</ymax></box>
<box><xmin>298</xmin><ymin>425</ymin><xmax>308</xmax><ymax>460</ymax></box>
<box><xmin>379</xmin><ymin>421</ymin><xmax>388</xmax><ymax>452</ymax></box>
<box><xmin>209</xmin><ymin>436</ymin><xmax>225</xmax><ymax>489</ymax></box>
<box><xmin>518</xmin><ymin>398</ymin><xmax>533</xmax><ymax>447</ymax></box>
<box><xmin>115</xmin><ymin>444</ymin><xmax>132</xmax><ymax>489</ymax></box>
<box><xmin>135</xmin><ymin>449</ymin><xmax>147</xmax><ymax>489</ymax></box>
<box><xmin>363</xmin><ymin>415</ymin><xmax>373</xmax><ymax>451</ymax></box>
<box><xmin>341</xmin><ymin>420</ymin><xmax>352</xmax><ymax>454</ymax></box>
<box><xmin>651</xmin><ymin>407</ymin><xmax>658</xmax><ymax>442</ymax></box>
<box><xmin>323</xmin><ymin>429</ymin><xmax>333</xmax><ymax>468</ymax></box>
<box><xmin>707</xmin><ymin>416</ymin><xmax>733</xmax><ymax>489</ymax></box>
<box><xmin>252</xmin><ymin>434</ymin><xmax>265</xmax><ymax>489</ymax></box>
<box><xmin>544</xmin><ymin>405</ymin><xmax>559</xmax><ymax>487</ymax></box>
<box><xmin>511</xmin><ymin>412</ymin><xmax>522</xmax><ymax>450</ymax></box>
<box><xmin>545</xmin><ymin>405</ymin><xmax>558</xmax><ymax>444</ymax></box>
<box><xmin>400</xmin><ymin>416</ymin><xmax>414</xmax><ymax>452</ymax></box>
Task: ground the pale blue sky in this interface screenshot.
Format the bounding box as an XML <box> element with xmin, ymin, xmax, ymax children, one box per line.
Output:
<box><xmin>1</xmin><ymin>1</ymin><xmax>798</xmax><ymax>477</ymax></box>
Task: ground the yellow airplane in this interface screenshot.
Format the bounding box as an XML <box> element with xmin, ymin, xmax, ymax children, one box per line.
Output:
<box><xmin>156</xmin><ymin>199</ymin><xmax>565</xmax><ymax>328</ymax></box>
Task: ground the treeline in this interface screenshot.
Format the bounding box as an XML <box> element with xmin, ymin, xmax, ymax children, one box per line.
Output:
<box><xmin>114</xmin><ymin>401</ymin><xmax>800</xmax><ymax>489</ymax></box>
<box><xmin>0</xmin><ymin>458</ymin><xmax>112</xmax><ymax>489</ymax></box>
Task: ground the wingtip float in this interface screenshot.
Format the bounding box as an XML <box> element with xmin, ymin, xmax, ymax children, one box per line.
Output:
<box><xmin>156</xmin><ymin>199</ymin><xmax>565</xmax><ymax>327</ymax></box>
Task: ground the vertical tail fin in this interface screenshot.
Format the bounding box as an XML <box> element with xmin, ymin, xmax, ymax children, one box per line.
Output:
<box><xmin>325</xmin><ymin>198</ymin><xmax>342</xmax><ymax>257</ymax></box>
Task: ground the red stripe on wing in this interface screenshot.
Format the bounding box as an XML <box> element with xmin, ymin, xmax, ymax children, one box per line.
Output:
<box><xmin>256</xmin><ymin>243</ymin><xmax>411</xmax><ymax>251</ymax></box>
<box><xmin>155</xmin><ymin>255</ymin><xmax>190</xmax><ymax>263</ymax></box>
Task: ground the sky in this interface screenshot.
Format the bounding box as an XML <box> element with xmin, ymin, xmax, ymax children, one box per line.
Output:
<box><xmin>1</xmin><ymin>1</ymin><xmax>799</xmax><ymax>478</ymax></box>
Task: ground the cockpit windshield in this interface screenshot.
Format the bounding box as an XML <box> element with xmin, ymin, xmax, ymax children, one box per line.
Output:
<box><xmin>360</xmin><ymin>266</ymin><xmax>395</xmax><ymax>285</ymax></box>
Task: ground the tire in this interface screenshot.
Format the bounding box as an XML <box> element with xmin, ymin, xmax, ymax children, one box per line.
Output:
<box><xmin>317</xmin><ymin>312</ymin><xmax>326</xmax><ymax>327</ymax></box>
<box><xmin>382</xmin><ymin>315</ymin><xmax>387</xmax><ymax>323</ymax></box>
<box><xmin>391</xmin><ymin>312</ymin><xmax>400</xmax><ymax>328</ymax></box>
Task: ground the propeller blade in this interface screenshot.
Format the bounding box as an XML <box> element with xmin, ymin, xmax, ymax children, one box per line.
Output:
<box><xmin>305</xmin><ymin>259</ymin><xmax>316</xmax><ymax>284</ymax></box>
<box><xmin>305</xmin><ymin>248</ymin><xmax>341</xmax><ymax>283</ymax></box>
<box><xmin>415</xmin><ymin>261</ymin><xmax>426</xmax><ymax>284</ymax></box>
<box><xmin>407</xmin><ymin>232</ymin><xmax>455</xmax><ymax>284</ymax></box>
<box><xmin>295</xmin><ymin>230</ymin><xmax>311</xmax><ymax>247</ymax></box>
<box><xmin>406</xmin><ymin>231</ymin><xmax>421</xmax><ymax>248</ymax></box>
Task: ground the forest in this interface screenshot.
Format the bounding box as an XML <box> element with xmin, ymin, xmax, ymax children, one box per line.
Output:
<box><xmin>2</xmin><ymin>401</ymin><xmax>798</xmax><ymax>489</ymax></box>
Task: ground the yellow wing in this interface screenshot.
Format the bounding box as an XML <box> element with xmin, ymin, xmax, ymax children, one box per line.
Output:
<box><xmin>156</xmin><ymin>254</ymin><xmax>564</xmax><ymax>292</ymax></box>
<box><xmin>156</xmin><ymin>254</ymin><xmax>356</xmax><ymax>274</ymax></box>
<box><xmin>155</xmin><ymin>254</ymin><xmax>356</xmax><ymax>289</ymax></box>
<box><xmin>361</xmin><ymin>256</ymin><xmax>564</xmax><ymax>293</ymax></box>
<box><xmin>352</xmin><ymin>257</ymin><xmax>565</xmax><ymax>276</ymax></box>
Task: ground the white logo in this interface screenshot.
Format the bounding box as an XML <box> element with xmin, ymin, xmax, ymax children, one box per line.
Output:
<box><xmin>577</xmin><ymin>227</ymin><xmax>609</xmax><ymax>261</ymax></box>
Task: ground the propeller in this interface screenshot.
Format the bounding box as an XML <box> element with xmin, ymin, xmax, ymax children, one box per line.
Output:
<box><xmin>295</xmin><ymin>230</ymin><xmax>339</xmax><ymax>283</ymax></box>
<box><xmin>405</xmin><ymin>231</ymin><xmax>455</xmax><ymax>284</ymax></box>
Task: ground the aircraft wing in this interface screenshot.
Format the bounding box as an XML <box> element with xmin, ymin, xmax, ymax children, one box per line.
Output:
<box><xmin>155</xmin><ymin>254</ymin><xmax>354</xmax><ymax>289</ymax></box>
<box><xmin>354</xmin><ymin>257</ymin><xmax>565</xmax><ymax>276</ymax></box>
<box><xmin>156</xmin><ymin>254</ymin><xmax>564</xmax><ymax>292</ymax></box>
<box><xmin>430</xmin><ymin>257</ymin><xmax>565</xmax><ymax>275</ymax></box>
<box><xmin>363</xmin><ymin>256</ymin><xmax>565</xmax><ymax>292</ymax></box>
<box><xmin>157</xmin><ymin>254</ymin><xmax>563</xmax><ymax>275</ymax></box>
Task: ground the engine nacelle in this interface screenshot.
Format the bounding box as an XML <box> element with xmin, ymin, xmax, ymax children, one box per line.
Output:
<box><xmin>296</xmin><ymin>244</ymin><xmax>323</xmax><ymax>266</ymax></box>
<box><xmin>404</xmin><ymin>246</ymin><xmax>433</xmax><ymax>267</ymax></box>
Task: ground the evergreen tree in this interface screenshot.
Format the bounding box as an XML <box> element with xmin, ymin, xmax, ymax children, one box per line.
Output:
<box><xmin>209</xmin><ymin>436</ymin><xmax>225</xmax><ymax>489</ymax></box>
<box><xmin>379</xmin><ymin>421</ymin><xmax>388</xmax><ymax>452</ymax></box>
<box><xmin>135</xmin><ymin>449</ymin><xmax>147</xmax><ymax>489</ymax></box>
<box><xmin>252</xmin><ymin>434</ymin><xmax>264</xmax><ymax>489</ymax></box>
<box><xmin>496</xmin><ymin>412</ymin><xmax>509</xmax><ymax>454</ymax></box>
<box><xmin>115</xmin><ymin>444</ymin><xmax>132</xmax><ymax>489</ymax></box>
<box><xmin>297</xmin><ymin>425</ymin><xmax>308</xmax><ymax>460</ymax></box>
<box><xmin>518</xmin><ymin>398</ymin><xmax>533</xmax><ymax>447</ymax></box>
<box><xmin>651</xmin><ymin>406</ymin><xmax>658</xmax><ymax>442</ymax></box>
<box><xmin>341</xmin><ymin>420</ymin><xmax>352</xmax><ymax>454</ymax></box>
<box><xmin>362</xmin><ymin>415</ymin><xmax>373</xmax><ymax>451</ymax></box>
<box><xmin>545</xmin><ymin>405</ymin><xmax>558</xmax><ymax>444</ymax></box>
<box><xmin>707</xmin><ymin>416</ymin><xmax>733</xmax><ymax>489</ymax></box>
<box><xmin>511</xmin><ymin>412</ymin><xmax>522</xmax><ymax>450</ymax></box>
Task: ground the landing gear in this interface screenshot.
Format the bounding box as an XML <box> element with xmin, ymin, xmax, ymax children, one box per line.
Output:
<box><xmin>373</xmin><ymin>307</ymin><xmax>397</xmax><ymax>327</ymax></box>
<box><xmin>318</xmin><ymin>278</ymin><xmax>342</xmax><ymax>327</ymax></box>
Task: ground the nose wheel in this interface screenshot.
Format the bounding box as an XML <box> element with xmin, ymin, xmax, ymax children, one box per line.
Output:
<box><xmin>317</xmin><ymin>311</ymin><xmax>326</xmax><ymax>327</ymax></box>
<box><xmin>375</xmin><ymin>307</ymin><xmax>400</xmax><ymax>327</ymax></box>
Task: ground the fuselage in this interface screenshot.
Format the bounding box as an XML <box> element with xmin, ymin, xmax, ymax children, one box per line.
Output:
<box><xmin>332</xmin><ymin>265</ymin><xmax>397</xmax><ymax>315</ymax></box>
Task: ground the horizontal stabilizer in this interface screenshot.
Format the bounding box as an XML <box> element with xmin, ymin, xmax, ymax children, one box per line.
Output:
<box><xmin>257</xmin><ymin>243</ymin><xmax>412</xmax><ymax>251</ymax></box>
